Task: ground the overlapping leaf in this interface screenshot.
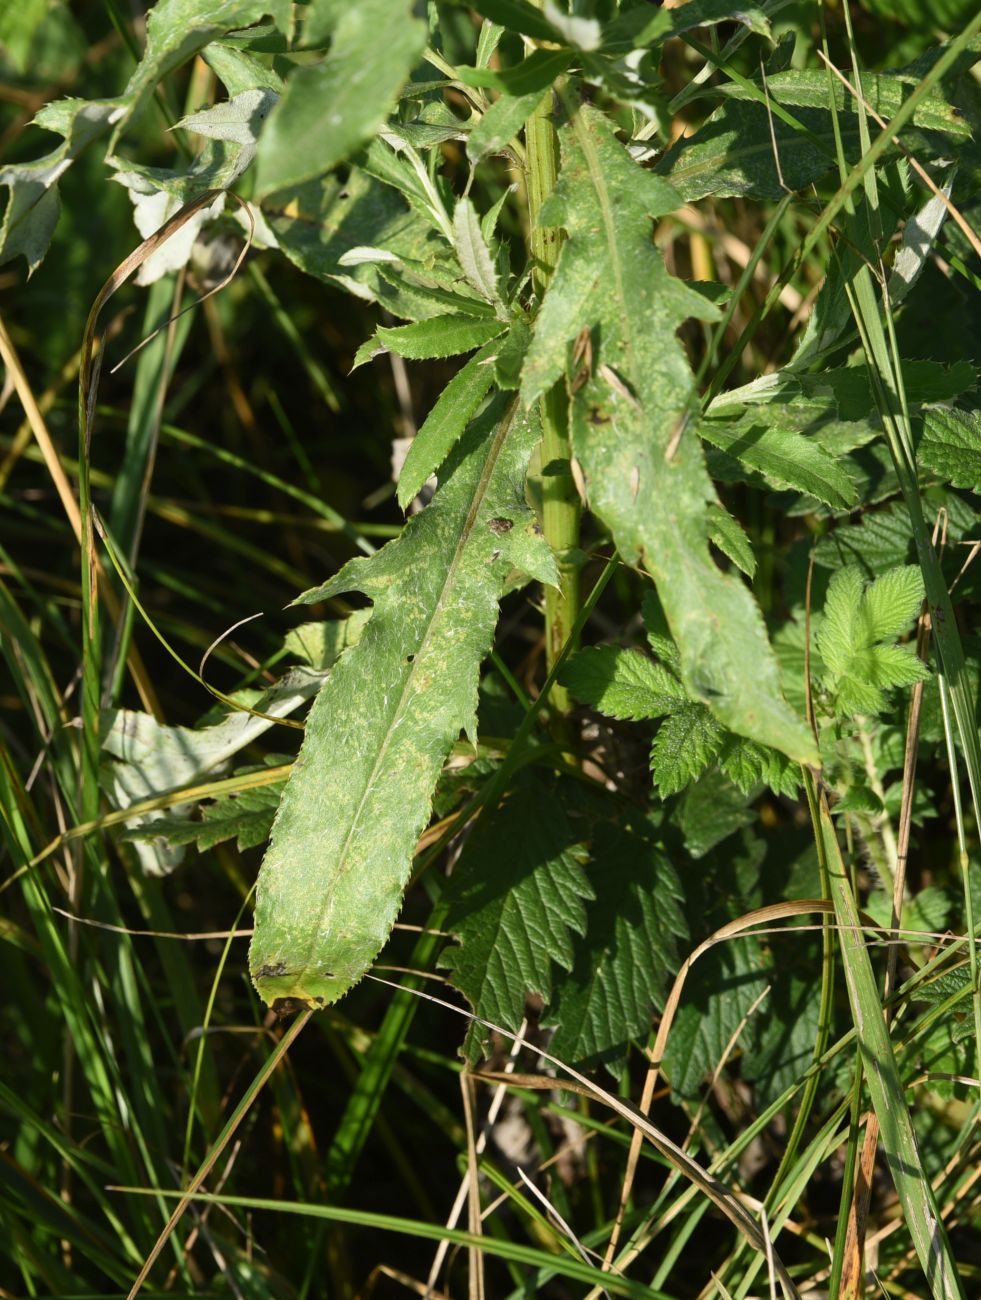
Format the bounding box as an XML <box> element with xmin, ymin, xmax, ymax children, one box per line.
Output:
<box><xmin>254</xmin><ymin>0</ymin><xmax>425</xmax><ymax>197</ymax></box>
<box><xmin>249</xmin><ymin>398</ymin><xmax>557</xmax><ymax>1009</ymax></box>
<box><xmin>441</xmin><ymin>774</ymin><xmax>593</xmax><ymax>1060</ymax></box>
<box><xmin>546</xmin><ymin>816</ymin><xmax>688</xmax><ymax>1072</ymax></box>
<box><xmin>918</xmin><ymin>408</ymin><xmax>981</xmax><ymax>491</ymax></box>
<box><xmin>522</xmin><ymin>105</ymin><xmax>816</xmax><ymax>765</ymax></box>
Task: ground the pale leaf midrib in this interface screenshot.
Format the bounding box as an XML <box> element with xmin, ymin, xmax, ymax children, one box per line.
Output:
<box><xmin>291</xmin><ymin>400</ymin><xmax>519</xmax><ymax>989</ymax></box>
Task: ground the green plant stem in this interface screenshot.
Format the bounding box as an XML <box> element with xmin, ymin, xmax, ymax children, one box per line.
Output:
<box><xmin>525</xmin><ymin>75</ymin><xmax>580</xmax><ymax>709</ymax></box>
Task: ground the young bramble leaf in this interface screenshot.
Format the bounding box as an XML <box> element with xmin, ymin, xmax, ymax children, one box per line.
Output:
<box><xmin>522</xmin><ymin>104</ymin><xmax>817</xmax><ymax>767</ymax></box>
<box><xmin>559</xmin><ymin>645</ymin><xmax>685</xmax><ymax>721</ymax></box>
<box><xmin>249</xmin><ymin>398</ymin><xmax>558</xmax><ymax>1010</ymax></box>
<box><xmin>817</xmin><ymin>564</ymin><xmax>929</xmax><ymax>716</ymax></box>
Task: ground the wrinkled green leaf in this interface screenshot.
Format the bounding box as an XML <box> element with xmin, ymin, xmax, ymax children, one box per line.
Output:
<box><xmin>254</xmin><ymin>0</ymin><xmax>425</xmax><ymax>197</ymax></box>
<box><xmin>441</xmin><ymin>774</ymin><xmax>593</xmax><ymax>1060</ymax></box>
<box><xmin>559</xmin><ymin>645</ymin><xmax>684</xmax><ymax>721</ymax></box>
<box><xmin>249</xmin><ymin>399</ymin><xmax>558</xmax><ymax>1008</ymax></box>
<box><xmin>918</xmin><ymin>408</ymin><xmax>981</xmax><ymax>491</ymax></box>
<box><xmin>547</xmin><ymin>816</ymin><xmax>687</xmax><ymax>1072</ymax></box>
<box><xmin>650</xmin><ymin>703</ymin><xmax>725</xmax><ymax>796</ymax></box>
<box><xmin>522</xmin><ymin>104</ymin><xmax>816</xmax><ymax>765</ymax></box>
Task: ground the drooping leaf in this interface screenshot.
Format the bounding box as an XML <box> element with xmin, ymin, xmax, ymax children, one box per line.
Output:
<box><xmin>254</xmin><ymin>0</ymin><xmax>425</xmax><ymax>197</ymax></box>
<box><xmin>559</xmin><ymin>645</ymin><xmax>684</xmax><ymax>721</ymax></box>
<box><xmin>0</xmin><ymin>98</ymin><xmax>121</xmax><ymax>274</ymax></box>
<box><xmin>249</xmin><ymin>398</ymin><xmax>558</xmax><ymax>1009</ymax></box>
<box><xmin>522</xmin><ymin>104</ymin><xmax>816</xmax><ymax>765</ymax></box>
<box><xmin>546</xmin><ymin>816</ymin><xmax>688</xmax><ymax>1072</ymax></box>
<box><xmin>396</xmin><ymin>339</ymin><xmax>500</xmax><ymax>509</ymax></box>
<box><xmin>440</xmin><ymin>774</ymin><xmax>594</xmax><ymax>1060</ymax></box>
<box><xmin>918</xmin><ymin>408</ymin><xmax>981</xmax><ymax>491</ymax></box>
<box><xmin>816</xmin><ymin>565</ymin><xmax>929</xmax><ymax>716</ymax></box>
<box><xmin>700</xmin><ymin>417</ymin><xmax>859</xmax><ymax>509</ymax></box>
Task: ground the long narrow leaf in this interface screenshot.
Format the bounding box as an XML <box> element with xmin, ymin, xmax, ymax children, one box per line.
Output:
<box><xmin>249</xmin><ymin>397</ymin><xmax>556</xmax><ymax>1007</ymax></box>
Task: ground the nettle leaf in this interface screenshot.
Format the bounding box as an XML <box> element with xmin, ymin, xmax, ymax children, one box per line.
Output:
<box><xmin>816</xmin><ymin>565</ymin><xmax>929</xmax><ymax>716</ymax></box>
<box><xmin>521</xmin><ymin>105</ymin><xmax>816</xmax><ymax>766</ymax></box>
<box><xmin>650</xmin><ymin>702</ymin><xmax>725</xmax><ymax>797</ymax></box>
<box><xmin>110</xmin><ymin>0</ymin><xmax>292</xmax><ymax>150</ymax></box>
<box><xmin>355</xmin><ymin>314</ymin><xmax>505</xmax><ymax>367</ymax></box>
<box><xmin>700</xmin><ymin>417</ymin><xmax>858</xmax><ymax>510</ymax></box>
<box><xmin>440</xmin><ymin>774</ymin><xmax>594</xmax><ymax>1061</ymax></box>
<box><xmin>662</xmin><ymin>931</ymin><xmax>769</xmax><ymax>1100</ymax></box>
<box><xmin>815</xmin><ymin>501</ymin><xmax>914</xmax><ymax>575</ymax></box>
<box><xmin>546</xmin><ymin>816</ymin><xmax>688</xmax><ymax>1073</ymax></box>
<box><xmin>919</xmin><ymin>408</ymin><xmax>981</xmax><ymax>491</ymax></box>
<box><xmin>559</xmin><ymin>645</ymin><xmax>684</xmax><ymax>721</ymax></box>
<box><xmin>249</xmin><ymin>399</ymin><xmax>558</xmax><ymax>1009</ymax></box>
<box><xmin>0</xmin><ymin>98</ymin><xmax>121</xmax><ymax>274</ymax></box>
<box><xmin>254</xmin><ymin>0</ymin><xmax>425</xmax><ymax>197</ymax></box>
<box><xmin>128</xmin><ymin>778</ymin><xmax>284</xmax><ymax>853</ymax></box>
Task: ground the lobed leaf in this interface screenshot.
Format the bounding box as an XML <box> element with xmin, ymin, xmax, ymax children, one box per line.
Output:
<box><xmin>522</xmin><ymin>104</ymin><xmax>816</xmax><ymax>765</ymax></box>
<box><xmin>249</xmin><ymin>398</ymin><xmax>558</xmax><ymax>1009</ymax></box>
<box><xmin>650</xmin><ymin>703</ymin><xmax>726</xmax><ymax>797</ymax></box>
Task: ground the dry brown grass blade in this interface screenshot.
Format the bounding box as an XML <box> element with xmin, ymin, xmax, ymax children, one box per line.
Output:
<box><xmin>601</xmin><ymin>898</ymin><xmax>835</xmax><ymax>1273</ymax></box>
<box><xmin>367</xmin><ymin>975</ymin><xmax>804</xmax><ymax>1300</ymax></box>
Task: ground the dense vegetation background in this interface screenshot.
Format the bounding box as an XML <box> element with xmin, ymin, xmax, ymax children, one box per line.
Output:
<box><xmin>1</xmin><ymin>2</ymin><xmax>979</xmax><ymax>1298</ymax></box>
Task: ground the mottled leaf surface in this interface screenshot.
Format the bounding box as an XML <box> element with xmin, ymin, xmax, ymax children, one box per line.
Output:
<box><xmin>522</xmin><ymin>105</ymin><xmax>816</xmax><ymax>764</ymax></box>
<box><xmin>249</xmin><ymin>399</ymin><xmax>557</xmax><ymax>1008</ymax></box>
